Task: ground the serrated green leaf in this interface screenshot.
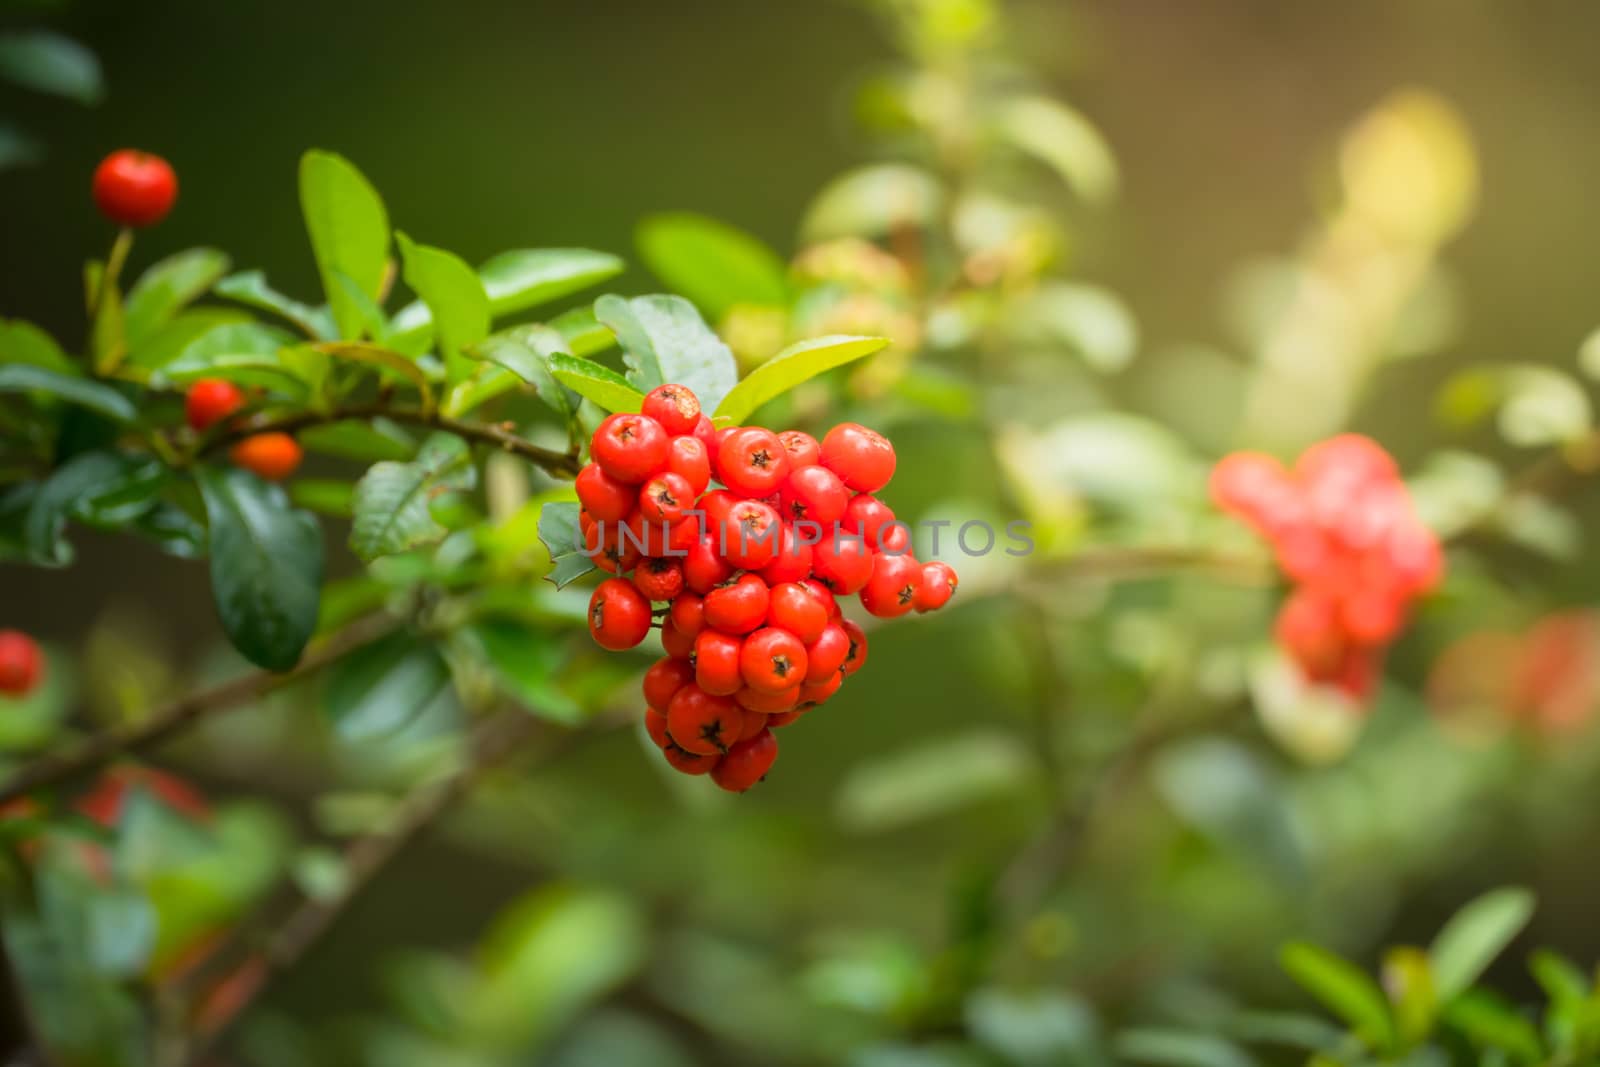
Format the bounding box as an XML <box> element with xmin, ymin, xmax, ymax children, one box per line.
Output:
<box><xmin>324</xmin><ymin>629</ymin><xmax>450</xmax><ymax>740</ymax></box>
<box><xmin>1281</xmin><ymin>942</ymin><xmax>1395</xmax><ymax>1051</ymax></box>
<box><xmin>1430</xmin><ymin>887</ymin><xmax>1535</xmax><ymax>1002</ymax></box>
<box><xmin>637</xmin><ymin>213</ymin><xmax>788</xmax><ymax>319</ymax></box>
<box><xmin>197</xmin><ymin>466</ymin><xmax>324</xmax><ymax>671</ymax></box>
<box><xmin>0</xmin><ymin>31</ymin><xmax>102</xmax><ymax>105</ymax></box>
<box><xmin>714</xmin><ymin>334</ymin><xmax>887</xmax><ymax>423</ymax></box>
<box><xmin>300</xmin><ymin>150</ymin><xmax>390</xmax><ymax>341</ymax></box>
<box><xmin>0</xmin><ymin>317</ymin><xmax>75</xmax><ymax>373</ymax></box>
<box><xmin>214</xmin><ymin>270</ymin><xmax>335</xmax><ymax>339</ymax></box>
<box><xmin>123</xmin><ymin>248</ymin><xmax>231</xmax><ymax>344</ymax></box>
<box><xmin>547</xmin><ymin>352</ymin><xmax>643</xmax><ymax>414</ymax></box>
<box><xmin>0</xmin><ymin>364</ymin><xmax>135</xmax><ymax>421</ymax></box>
<box><xmin>536</xmin><ymin>500</ymin><xmax>595</xmax><ymax>589</ymax></box>
<box><xmin>594</xmin><ymin>293</ymin><xmax>737</xmax><ymax>410</ymax></box>
<box><xmin>349</xmin><ymin>433</ymin><xmax>476</xmax><ymax>561</ymax></box>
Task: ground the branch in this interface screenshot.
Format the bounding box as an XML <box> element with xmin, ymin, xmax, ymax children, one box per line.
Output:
<box><xmin>0</xmin><ymin>616</ymin><xmax>394</xmax><ymax>807</ymax></box>
<box><xmin>203</xmin><ymin>403</ymin><xmax>581</xmax><ymax>479</ymax></box>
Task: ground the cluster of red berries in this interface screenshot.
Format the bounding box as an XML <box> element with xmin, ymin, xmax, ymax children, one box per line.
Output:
<box><xmin>185</xmin><ymin>379</ymin><xmax>303</xmax><ymax>481</ymax></box>
<box><xmin>579</xmin><ymin>383</ymin><xmax>958</xmax><ymax>791</ymax></box>
<box><xmin>1211</xmin><ymin>434</ymin><xmax>1443</xmax><ymax>700</ymax></box>
<box><xmin>0</xmin><ymin>630</ymin><xmax>43</xmax><ymax>697</ymax></box>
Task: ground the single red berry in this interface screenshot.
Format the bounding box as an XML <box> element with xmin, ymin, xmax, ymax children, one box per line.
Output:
<box><xmin>623</xmin><ymin>510</ymin><xmax>675</xmax><ymax>557</ymax></box>
<box><xmin>1275</xmin><ymin>588</ymin><xmax>1348</xmax><ymax>679</ymax></box>
<box><xmin>812</xmin><ymin>533</ymin><xmax>874</xmax><ymax>594</ymax></box>
<box><xmin>633</xmin><ymin>557</ymin><xmax>685</xmax><ymax>602</ymax></box>
<box><xmin>642</xmin><ymin>383</ymin><xmax>702</xmax><ymax>436</ymax></box>
<box><xmin>780</xmin><ymin>465</ymin><xmax>849</xmax><ymax>526</ymax></box>
<box><xmin>861</xmin><ymin>552</ymin><xmax>921</xmax><ymax>618</ymax></box>
<box><xmin>92</xmin><ymin>149</ymin><xmax>177</xmax><ymax>228</ymax></box>
<box><xmin>804</xmin><ymin>624</ymin><xmax>850</xmax><ymax>683</ymax></box>
<box><xmin>736</xmin><ymin>705</ymin><xmax>770</xmax><ymax>741</ymax></box>
<box><xmin>694</xmin><ymin>630</ymin><xmax>745</xmax><ymax>696</ymax></box>
<box><xmin>711</xmin><ymin>729</ymin><xmax>778</xmax><ymax>793</ymax></box>
<box><xmin>683</xmin><ymin>534</ymin><xmax>736</xmax><ymax>594</ymax></box>
<box><xmin>665</xmin><ymin>435</ymin><xmax>712</xmax><ymax>496</ymax></box>
<box><xmin>576</xmin><ymin>463</ymin><xmax>635</xmax><ymax>522</ymax></box>
<box><xmin>644</xmin><ymin>707</ymin><xmax>673</xmax><ymax>749</ymax></box>
<box><xmin>1209</xmin><ymin>452</ymin><xmax>1290</xmax><ymax>520</ymax></box>
<box><xmin>766</xmin><ymin>708</ymin><xmax>804</xmax><ymax>728</ymax></box>
<box><xmin>666</xmin><ymin>684</ymin><xmax>744</xmax><ymax>755</ymax></box>
<box><xmin>662</xmin><ymin>741</ymin><xmax>719</xmax><ymax>775</ymax></box>
<box><xmin>660</xmin><ymin>618</ymin><xmax>696</xmax><ymax>659</ymax></box>
<box><xmin>1340</xmin><ymin>587</ymin><xmax>1405</xmax><ymax>646</ymax></box>
<box><xmin>820</xmin><ymin>422</ymin><xmax>895</xmax><ymax>492</ymax></box>
<box><xmin>185</xmin><ymin>379</ymin><xmax>244</xmax><ymax>432</ymax></box>
<box><xmin>230</xmin><ymin>433</ymin><xmax>302</xmax><ymax>482</ymax></box>
<box><xmin>721</xmin><ymin>500</ymin><xmax>782</xmax><ymax>570</ymax></box>
<box><xmin>777</xmin><ymin>430</ymin><xmax>821</xmax><ymax>469</ymax></box>
<box><xmin>840</xmin><ymin>619</ymin><xmax>869</xmax><ymax>675</ymax></box>
<box><xmin>1295</xmin><ymin>434</ymin><xmax>1398</xmax><ymax>487</ymax></box>
<box><xmin>800</xmin><ymin>579</ymin><xmax>840</xmax><ymax>620</ymax></box>
<box><xmin>669</xmin><ymin>592</ymin><xmax>706</xmax><ymax>636</ymax></box>
<box><xmin>692</xmin><ymin>414</ymin><xmax>718</xmax><ymax>452</ymax></box>
<box><xmin>914</xmin><ymin>561</ymin><xmax>958</xmax><ymax>613</ymax></box>
<box><xmin>740</xmin><ymin>627</ymin><xmax>809</xmax><ymax>693</ymax></box>
<box><xmin>591</xmin><ymin>413</ymin><xmax>669</xmax><ymax>484</ymax></box>
<box><xmin>0</xmin><ymin>631</ymin><xmax>44</xmax><ymax>697</ymax></box>
<box><xmin>735</xmin><ymin>686</ymin><xmax>800</xmax><ymax>714</ymax></box>
<box><xmin>586</xmin><ymin>517</ymin><xmax>642</xmax><ymax>575</ymax></box>
<box><xmin>589</xmin><ymin>578</ymin><xmax>653</xmax><ymax>651</ymax></box>
<box><xmin>877</xmin><ymin>522</ymin><xmax>912</xmax><ymax>555</ymax></box>
<box><xmin>639</xmin><ymin>471</ymin><xmax>694</xmax><ymax>525</ymax></box>
<box><xmin>718</xmin><ymin>427</ymin><xmax>791</xmax><ymax>497</ymax></box>
<box><xmin>842</xmin><ymin>494</ymin><xmax>898</xmax><ymax>550</ymax></box>
<box><xmin>709</xmin><ymin>425</ymin><xmax>739</xmax><ymax>482</ymax></box>
<box><xmin>758</xmin><ymin>522</ymin><xmax>814</xmax><ymax>585</ymax></box>
<box><xmin>643</xmin><ymin>657</ymin><xmax>695</xmax><ymax>712</ymax></box>
<box><xmin>704</xmin><ymin>573</ymin><xmax>771</xmax><ymax>635</ymax></box>
<box><xmin>798</xmin><ymin>672</ymin><xmax>843</xmax><ymax>707</ymax></box>
<box><xmin>767</xmin><ymin>582</ymin><xmax>828</xmax><ymax>644</ymax></box>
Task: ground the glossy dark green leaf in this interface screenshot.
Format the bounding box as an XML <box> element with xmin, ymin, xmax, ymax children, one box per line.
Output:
<box><xmin>214</xmin><ymin>270</ymin><xmax>335</xmax><ymax>339</ymax></box>
<box><xmin>123</xmin><ymin>248</ymin><xmax>231</xmax><ymax>344</ymax></box>
<box><xmin>0</xmin><ymin>363</ymin><xmax>135</xmax><ymax>422</ymax></box>
<box><xmin>636</xmin><ymin>213</ymin><xmax>788</xmax><ymax>318</ymax></box>
<box><xmin>24</xmin><ymin>451</ymin><xmax>163</xmax><ymax>565</ymax></box>
<box><xmin>0</xmin><ymin>317</ymin><xmax>76</xmax><ymax>373</ymax></box>
<box><xmin>323</xmin><ymin>630</ymin><xmax>450</xmax><ymax>740</ymax></box>
<box><xmin>130</xmin><ymin>502</ymin><xmax>206</xmax><ymax>559</ymax></box>
<box><xmin>594</xmin><ymin>293</ymin><xmax>737</xmax><ymax>411</ymax></box>
<box><xmin>536</xmin><ymin>500</ymin><xmax>595</xmax><ymax>589</ymax></box>
<box><xmin>1430</xmin><ymin>887</ymin><xmax>1535</xmax><ymax>1001</ymax></box>
<box><xmin>197</xmin><ymin>466</ymin><xmax>324</xmax><ymax>671</ymax></box>
<box><xmin>1281</xmin><ymin>942</ymin><xmax>1395</xmax><ymax>1051</ymax></box>
<box><xmin>298</xmin><ymin>418</ymin><xmax>416</xmax><ymax>462</ymax></box>
<box><xmin>0</xmin><ymin>31</ymin><xmax>103</xmax><ymax>105</ymax></box>
<box><xmin>547</xmin><ymin>352</ymin><xmax>643</xmax><ymax>414</ymax></box>
<box><xmin>1445</xmin><ymin>991</ymin><xmax>1544</xmax><ymax>1064</ymax></box>
<box><xmin>300</xmin><ymin>150</ymin><xmax>390</xmax><ymax>341</ymax></box>
<box><xmin>349</xmin><ymin>433</ymin><xmax>477</xmax><ymax>561</ymax></box>
<box><xmin>713</xmin><ymin>335</ymin><xmax>887</xmax><ymax>423</ymax></box>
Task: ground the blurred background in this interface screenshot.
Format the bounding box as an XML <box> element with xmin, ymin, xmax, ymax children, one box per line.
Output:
<box><xmin>7</xmin><ymin>1</ymin><xmax>1600</xmax><ymax>1065</ymax></box>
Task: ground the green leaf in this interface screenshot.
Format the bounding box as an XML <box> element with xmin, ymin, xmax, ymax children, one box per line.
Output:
<box><xmin>1438</xmin><ymin>365</ymin><xmax>1592</xmax><ymax>448</ymax></box>
<box><xmin>1281</xmin><ymin>942</ymin><xmax>1395</xmax><ymax>1051</ymax></box>
<box><xmin>468</xmin><ymin>621</ymin><xmax>583</xmax><ymax>723</ymax></box>
<box><xmin>323</xmin><ymin>630</ymin><xmax>450</xmax><ymax>741</ymax></box>
<box><xmin>478</xmin><ymin>248</ymin><xmax>625</xmax><ymax>316</ymax></box>
<box><xmin>290</xmin><ymin>478</ymin><xmax>355</xmax><ymax>517</ymax></box>
<box><xmin>547</xmin><ymin>352</ymin><xmax>643</xmax><ymax>415</ymax></box>
<box><xmin>123</xmin><ymin>248</ymin><xmax>231</xmax><ymax>344</ymax></box>
<box><xmin>155</xmin><ymin>321</ymin><xmax>302</xmax><ymax>395</ymax></box>
<box><xmin>835</xmin><ymin>730</ymin><xmax>1032</xmax><ymax>833</ymax></box>
<box><xmin>1429</xmin><ymin>887</ymin><xmax>1535</xmax><ymax>1002</ymax></box>
<box><xmin>714</xmin><ymin>335</ymin><xmax>888</xmax><ymax>423</ymax></box>
<box><xmin>130</xmin><ymin>502</ymin><xmax>206</xmax><ymax>559</ymax></box>
<box><xmin>24</xmin><ymin>452</ymin><xmax>162</xmax><ymax>565</ymax></box>
<box><xmin>298</xmin><ymin>418</ymin><xmax>416</xmax><ymax>462</ymax></box>
<box><xmin>349</xmin><ymin>433</ymin><xmax>477</xmax><ymax>561</ymax></box>
<box><xmin>550</xmin><ymin>306</ymin><xmax>617</xmax><ymax>357</ymax></box>
<box><xmin>594</xmin><ymin>293</ymin><xmax>737</xmax><ymax>411</ymax></box>
<box><xmin>1015</xmin><ymin>282</ymin><xmax>1138</xmax><ymax>373</ymax></box>
<box><xmin>1445</xmin><ymin>991</ymin><xmax>1545</xmax><ymax>1064</ymax></box>
<box><xmin>467</xmin><ymin>325</ymin><xmax>573</xmax><ymax>416</ymax></box>
<box><xmin>965</xmin><ymin>988</ymin><xmax>1100</xmax><ymax>1065</ymax></box>
<box><xmin>0</xmin><ymin>122</ymin><xmax>42</xmax><ymax>170</ymax></box>
<box><xmin>801</xmin><ymin>163</ymin><xmax>944</xmax><ymax>242</ymax></box>
<box><xmin>0</xmin><ymin>363</ymin><xmax>135</xmax><ymax>422</ymax></box>
<box><xmin>197</xmin><ymin>466</ymin><xmax>324</xmax><ymax>672</ymax></box>
<box><xmin>0</xmin><ymin>317</ymin><xmax>75</xmax><ymax>373</ymax></box>
<box><xmin>313</xmin><ymin>341</ymin><xmax>435</xmax><ymax>406</ymax></box>
<box><xmin>1113</xmin><ymin>1029</ymin><xmax>1256</xmax><ymax>1067</ymax></box>
<box><xmin>995</xmin><ymin>95</ymin><xmax>1119</xmax><ymax>205</ymax></box>
<box><xmin>536</xmin><ymin>500</ymin><xmax>595</xmax><ymax>589</ymax></box>
<box><xmin>214</xmin><ymin>270</ymin><xmax>335</xmax><ymax>339</ymax></box>
<box><xmin>1383</xmin><ymin>946</ymin><xmax>1438</xmax><ymax>1045</ymax></box>
<box><xmin>396</xmin><ymin>232</ymin><xmax>491</xmax><ymax>380</ymax></box>
<box><xmin>121</xmin><ymin>308</ymin><xmax>254</xmax><ymax>374</ymax></box>
<box><xmin>637</xmin><ymin>213</ymin><xmax>788</xmax><ymax>319</ymax></box>
<box><xmin>0</xmin><ymin>31</ymin><xmax>103</xmax><ymax>105</ymax></box>
<box><xmin>299</xmin><ymin>150</ymin><xmax>390</xmax><ymax>341</ymax></box>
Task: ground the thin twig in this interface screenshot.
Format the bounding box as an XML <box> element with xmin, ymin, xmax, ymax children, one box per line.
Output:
<box><xmin>0</xmin><ymin>617</ymin><xmax>394</xmax><ymax>807</ymax></box>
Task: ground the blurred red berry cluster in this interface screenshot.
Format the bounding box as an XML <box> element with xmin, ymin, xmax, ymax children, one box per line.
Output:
<box><xmin>579</xmin><ymin>384</ymin><xmax>958</xmax><ymax>791</ymax></box>
<box><xmin>1211</xmin><ymin>434</ymin><xmax>1443</xmax><ymax>700</ymax></box>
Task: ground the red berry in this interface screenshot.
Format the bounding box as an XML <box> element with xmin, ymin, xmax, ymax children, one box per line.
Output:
<box><xmin>740</xmin><ymin>627</ymin><xmax>809</xmax><ymax>693</ymax></box>
<box><xmin>805</xmin><ymin>624</ymin><xmax>850</xmax><ymax>683</ymax></box>
<box><xmin>704</xmin><ymin>573</ymin><xmax>771</xmax><ymax>635</ymax></box>
<box><xmin>718</xmin><ymin>427</ymin><xmax>791</xmax><ymax>497</ymax></box>
<box><xmin>692</xmin><ymin>414</ymin><xmax>718</xmax><ymax>452</ymax></box>
<box><xmin>230</xmin><ymin>433</ymin><xmax>302</xmax><ymax>482</ymax></box>
<box><xmin>662</xmin><ymin>742</ymin><xmax>718</xmax><ymax>775</ymax></box>
<box><xmin>777</xmin><ymin>430</ymin><xmax>821</xmax><ymax>469</ymax></box>
<box><xmin>660</xmin><ymin>618</ymin><xmax>696</xmax><ymax>659</ymax></box>
<box><xmin>644</xmin><ymin>707</ymin><xmax>673</xmax><ymax>749</ymax></box>
<box><xmin>780</xmin><ymin>465</ymin><xmax>849</xmax><ymax>526</ymax></box>
<box><xmin>766</xmin><ymin>708</ymin><xmax>804</xmax><ymax>728</ymax></box>
<box><xmin>758</xmin><ymin>523</ymin><xmax>814</xmax><ymax>585</ymax></box>
<box><xmin>699</xmin><ymin>489</ymin><xmax>740</xmax><ymax>530</ymax></box>
<box><xmin>711</xmin><ymin>729</ymin><xmax>778</xmax><ymax>792</ymax></box>
<box><xmin>92</xmin><ymin>149</ymin><xmax>177</xmax><ymax>228</ymax></box>
<box><xmin>665</xmin><ymin>436</ymin><xmax>712</xmax><ymax>496</ymax></box>
<box><xmin>643</xmin><ymin>657</ymin><xmax>694</xmax><ymax>712</ymax></box>
<box><xmin>1209</xmin><ymin>452</ymin><xmax>1290</xmax><ymax>520</ymax></box>
<box><xmin>639</xmin><ymin>471</ymin><xmax>694</xmax><ymax>524</ymax></box>
<box><xmin>0</xmin><ymin>631</ymin><xmax>43</xmax><ymax>697</ymax></box>
<box><xmin>798</xmin><ymin>672</ymin><xmax>843</xmax><ymax>707</ymax></box>
<box><xmin>591</xmin><ymin>413</ymin><xmax>669</xmax><ymax>484</ymax></box>
<box><xmin>721</xmin><ymin>500</ymin><xmax>782</xmax><ymax>570</ymax></box>
<box><xmin>586</xmin><ymin>518</ymin><xmax>642</xmax><ymax>575</ymax></box>
<box><xmin>683</xmin><ymin>534</ymin><xmax>736</xmax><ymax>594</ymax></box>
<box><xmin>861</xmin><ymin>552</ymin><xmax>921</xmax><ymax>618</ymax></box>
<box><xmin>588</xmin><ymin>578</ymin><xmax>653</xmax><ymax>651</ymax></box>
<box><xmin>736</xmin><ymin>705</ymin><xmax>770</xmax><ymax>741</ymax></box>
<box><xmin>767</xmin><ymin>582</ymin><xmax>828</xmax><ymax>644</ymax></box>
<box><xmin>669</xmin><ymin>592</ymin><xmax>706</xmax><ymax>636</ymax></box>
<box><xmin>914</xmin><ymin>561</ymin><xmax>958</xmax><ymax>613</ymax></box>
<box><xmin>820</xmin><ymin>422</ymin><xmax>895</xmax><ymax>492</ymax></box>
<box><xmin>185</xmin><ymin>379</ymin><xmax>244</xmax><ymax>432</ymax></box>
<box><xmin>842</xmin><ymin>494</ymin><xmax>898</xmax><ymax>550</ymax></box>
<box><xmin>1275</xmin><ymin>588</ymin><xmax>1348</xmax><ymax>679</ymax></box>
<box><xmin>694</xmin><ymin>630</ymin><xmax>745</xmax><ymax>696</ymax></box>
<box><xmin>800</xmin><ymin>579</ymin><xmax>840</xmax><ymax>620</ymax></box>
<box><xmin>1340</xmin><ymin>587</ymin><xmax>1404</xmax><ymax>646</ymax></box>
<box><xmin>840</xmin><ymin>619</ymin><xmax>869</xmax><ymax>675</ymax></box>
<box><xmin>623</xmin><ymin>511</ymin><xmax>675</xmax><ymax>557</ymax></box>
<box><xmin>812</xmin><ymin>532</ymin><xmax>874</xmax><ymax>594</ymax></box>
<box><xmin>633</xmin><ymin>558</ymin><xmax>685</xmax><ymax>602</ymax></box>
<box><xmin>642</xmin><ymin>383</ymin><xmax>701</xmax><ymax>436</ymax></box>
<box><xmin>666</xmin><ymin>684</ymin><xmax>744</xmax><ymax>755</ymax></box>
<box><xmin>576</xmin><ymin>463</ymin><xmax>635</xmax><ymax>522</ymax></box>
<box><xmin>735</xmin><ymin>686</ymin><xmax>800</xmax><ymax>714</ymax></box>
